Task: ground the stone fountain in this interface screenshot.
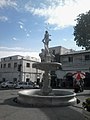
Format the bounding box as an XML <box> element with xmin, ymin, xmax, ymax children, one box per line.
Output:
<box><xmin>17</xmin><ymin>31</ymin><xmax>76</xmax><ymax>107</ymax></box>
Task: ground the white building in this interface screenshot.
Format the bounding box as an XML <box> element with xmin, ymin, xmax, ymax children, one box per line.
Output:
<box><xmin>49</xmin><ymin>46</ymin><xmax>90</xmax><ymax>74</ymax></box>
<box><xmin>49</xmin><ymin>46</ymin><xmax>74</xmax><ymax>55</ymax></box>
<box><xmin>0</xmin><ymin>55</ymin><xmax>43</xmax><ymax>83</ymax></box>
<box><xmin>60</xmin><ymin>50</ymin><xmax>90</xmax><ymax>73</ymax></box>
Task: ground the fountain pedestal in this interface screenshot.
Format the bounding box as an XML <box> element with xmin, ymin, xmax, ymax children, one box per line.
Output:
<box><xmin>41</xmin><ymin>71</ymin><xmax>52</xmax><ymax>95</ymax></box>
<box><xmin>32</xmin><ymin>62</ymin><xmax>62</xmax><ymax>95</ymax></box>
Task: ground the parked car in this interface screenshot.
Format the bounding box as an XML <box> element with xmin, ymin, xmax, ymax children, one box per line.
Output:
<box><xmin>15</xmin><ymin>82</ymin><xmax>34</xmax><ymax>89</ymax></box>
<box><xmin>1</xmin><ymin>81</ymin><xmax>16</xmax><ymax>88</ymax></box>
<box><xmin>34</xmin><ymin>84</ymin><xmax>40</xmax><ymax>89</ymax></box>
<box><xmin>27</xmin><ymin>81</ymin><xmax>40</xmax><ymax>89</ymax></box>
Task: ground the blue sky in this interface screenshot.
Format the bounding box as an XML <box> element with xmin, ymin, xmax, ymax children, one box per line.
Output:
<box><xmin>0</xmin><ymin>0</ymin><xmax>90</xmax><ymax>58</ymax></box>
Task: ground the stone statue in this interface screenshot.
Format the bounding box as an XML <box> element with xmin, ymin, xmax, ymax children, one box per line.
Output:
<box><xmin>42</xmin><ymin>31</ymin><xmax>51</xmax><ymax>54</ymax></box>
<box><xmin>39</xmin><ymin>49</ymin><xmax>46</xmax><ymax>62</ymax></box>
<box><xmin>39</xmin><ymin>30</ymin><xmax>55</xmax><ymax>62</ymax></box>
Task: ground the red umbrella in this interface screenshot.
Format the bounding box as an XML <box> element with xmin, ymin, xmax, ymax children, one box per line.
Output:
<box><xmin>73</xmin><ymin>71</ymin><xmax>85</xmax><ymax>80</ymax></box>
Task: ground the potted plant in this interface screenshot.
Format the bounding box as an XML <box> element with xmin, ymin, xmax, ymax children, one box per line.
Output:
<box><xmin>82</xmin><ymin>98</ymin><xmax>90</xmax><ymax>120</ymax></box>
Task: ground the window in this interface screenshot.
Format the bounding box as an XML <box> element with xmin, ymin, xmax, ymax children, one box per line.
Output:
<box><xmin>52</xmin><ymin>50</ymin><xmax>55</xmax><ymax>55</ymax></box>
<box><xmin>13</xmin><ymin>78</ymin><xmax>17</xmax><ymax>82</ymax></box>
<box><xmin>24</xmin><ymin>82</ymin><xmax>27</xmax><ymax>85</ymax></box>
<box><xmin>18</xmin><ymin>64</ymin><xmax>22</xmax><ymax>71</ymax></box>
<box><xmin>14</xmin><ymin>62</ymin><xmax>17</xmax><ymax>68</ymax></box>
<box><xmin>1</xmin><ymin>64</ymin><xmax>2</xmax><ymax>68</ymax></box>
<box><xmin>10</xmin><ymin>57</ymin><xmax>12</xmax><ymax>60</ymax></box>
<box><xmin>8</xmin><ymin>63</ymin><xmax>11</xmax><ymax>68</ymax></box>
<box><xmin>26</xmin><ymin>78</ymin><xmax>30</xmax><ymax>82</ymax></box>
<box><xmin>3</xmin><ymin>64</ymin><xmax>6</xmax><ymax>68</ymax></box>
<box><xmin>19</xmin><ymin>82</ymin><xmax>23</xmax><ymax>85</ymax></box>
<box><xmin>3</xmin><ymin>58</ymin><xmax>5</xmax><ymax>61</ymax></box>
<box><xmin>85</xmin><ymin>55</ymin><xmax>90</xmax><ymax>60</ymax></box>
<box><xmin>68</xmin><ymin>56</ymin><xmax>73</xmax><ymax>62</ymax></box>
<box><xmin>26</xmin><ymin>63</ymin><xmax>30</xmax><ymax>67</ymax></box>
<box><xmin>2</xmin><ymin>78</ymin><xmax>6</xmax><ymax>82</ymax></box>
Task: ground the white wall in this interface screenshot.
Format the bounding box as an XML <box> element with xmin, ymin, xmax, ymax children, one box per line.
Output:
<box><xmin>0</xmin><ymin>55</ymin><xmax>43</xmax><ymax>82</ymax></box>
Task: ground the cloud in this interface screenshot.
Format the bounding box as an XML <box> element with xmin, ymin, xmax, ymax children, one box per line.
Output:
<box><xmin>0</xmin><ymin>46</ymin><xmax>40</xmax><ymax>59</ymax></box>
<box><xmin>12</xmin><ymin>37</ymin><xmax>18</xmax><ymax>41</ymax></box>
<box><xmin>18</xmin><ymin>21</ymin><xmax>24</xmax><ymax>25</ymax></box>
<box><xmin>26</xmin><ymin>33</ymin><xmax>30</xmax><ymax>37</ymax></box>
<box><xmin>63</xmin><ymin>38</ymin><xmax>67</xmax><ymax>41</ymax></box>
<box><xmin>0</xmin><ymin>16</ymin><xmax>8</xmax><ymax>22</ymax></box>
<box><xmin>18</xmin><ymin>21</ymin><xmax>24</xmax><ymax>29</ymax></box>
<box><xmin>18</xmin><ymin>21</ymin><xmax>31</xmax><ymax>37</ymax></box>
<box><xmin>20</xmin><ymin>25</ymin><xmax>23</xmax><ymax>29</ymax></box>
<box><xmin>25</xmin><ymin>0</ymin><xmax>90</xmax><ymax>28</ymax></box>
<box><xmin>0</xmin><ymin>0</ymin><xmax>17</xmax><ymax>9</ymax></box>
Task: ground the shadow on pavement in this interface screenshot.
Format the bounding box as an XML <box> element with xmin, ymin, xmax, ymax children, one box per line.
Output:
<box><xmin>0</xmin><ymin>97</ymin><xmax>85</xmax><ymax>120</ymax></box>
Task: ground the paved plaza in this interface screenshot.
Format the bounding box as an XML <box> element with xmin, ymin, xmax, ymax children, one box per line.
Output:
<box><xmin>0</xmin><ymin>89</ymin><xmax>90</xmax><ymax>120</ymax></box>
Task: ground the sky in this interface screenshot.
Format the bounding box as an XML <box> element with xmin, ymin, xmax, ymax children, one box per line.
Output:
<box><xmin>0</xmin><ymin>0</ymin><xmax>90</xmax><ymax>59</ymax></box>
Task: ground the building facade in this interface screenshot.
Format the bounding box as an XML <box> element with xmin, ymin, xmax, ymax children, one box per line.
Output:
<box><xmin>40</xmin><ymin>46</ymin><xmax>90</xmax><ymax>87</ymax></box>
<box><xmin>40</xmin><ymin>46</ymin><xmax>74</xmax><ymax>62</ymax></box>
<box><xmin>60</xmin><ymin>50</ymin><xmax>90</xmax><ymax>73</ymax></box>
<box><xmin>0</xmin><ymin>55</ymin><xmax>43</xmax><ymax>83</ymax></box>
<box><xmin>58</xmin><ymin>50</ymin><xmax>90</xmax><ymax>87</ymax></box>
<box><xmin>48</xmin><ymin>46</ymin><xmax>90</xmax><ymax>75</ymax></box>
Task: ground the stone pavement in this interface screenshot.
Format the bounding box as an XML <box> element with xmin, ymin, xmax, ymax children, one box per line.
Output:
<box><xmin>0</xmin><ymin>89</ymin><xmax>90</xmax><ymax>120</ymax></box>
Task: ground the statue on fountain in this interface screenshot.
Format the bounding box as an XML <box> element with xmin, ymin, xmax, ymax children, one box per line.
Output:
<box><xmin>42</xmin><ymin>30</ymin><xmax>51</xmax><ymax>54</ymax></box>
<box><xmin>39</xmin><ymin>30</ymin><xmax>54</xmax><ymax>62</ymax></box>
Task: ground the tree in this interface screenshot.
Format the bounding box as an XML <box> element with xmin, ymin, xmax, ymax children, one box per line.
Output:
<box><xmin>73</xmin><ymin>10</ymin><xmax>90</xmax><ymax>50</ymax></box>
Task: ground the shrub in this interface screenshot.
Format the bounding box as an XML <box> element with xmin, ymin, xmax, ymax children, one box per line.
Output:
<box><xmin>82</xmin><ymin>98</ymin><xmax>90</xmax><ymax>112</ymax></box>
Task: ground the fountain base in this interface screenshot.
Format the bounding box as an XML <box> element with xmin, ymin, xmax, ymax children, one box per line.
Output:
<box><xmin>17</xmin><ymin>89</ymin><xmax>76</xmax><ymax>107</ymax></box>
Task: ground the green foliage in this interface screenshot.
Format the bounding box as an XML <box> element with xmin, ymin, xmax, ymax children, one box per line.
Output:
<box><xmin>74</xmin><ymin>10</ymin><xmax>90</xmax><ymax>50</ymax></box>
<box><xmin>82</xmin><ymin>98</ymin><xmax>90</xmax><ymax>112</ymax></box>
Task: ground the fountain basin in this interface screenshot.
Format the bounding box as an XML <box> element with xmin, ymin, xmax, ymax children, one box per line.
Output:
<box><xmin>32</xmin><ymin>62</ymin><xmax>62</xmax><ymax>71</ymax></box>
<box><xmin>17</xmin><ymin>89</ymin><xmax>76</xmax><ymax>107</ymax></box>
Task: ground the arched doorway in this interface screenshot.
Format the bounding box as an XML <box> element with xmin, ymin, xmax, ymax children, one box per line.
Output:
<box><xmin>65</xmin><ymin>72</ymin><xmax>73</xmax><ymax>88</ymax></box>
